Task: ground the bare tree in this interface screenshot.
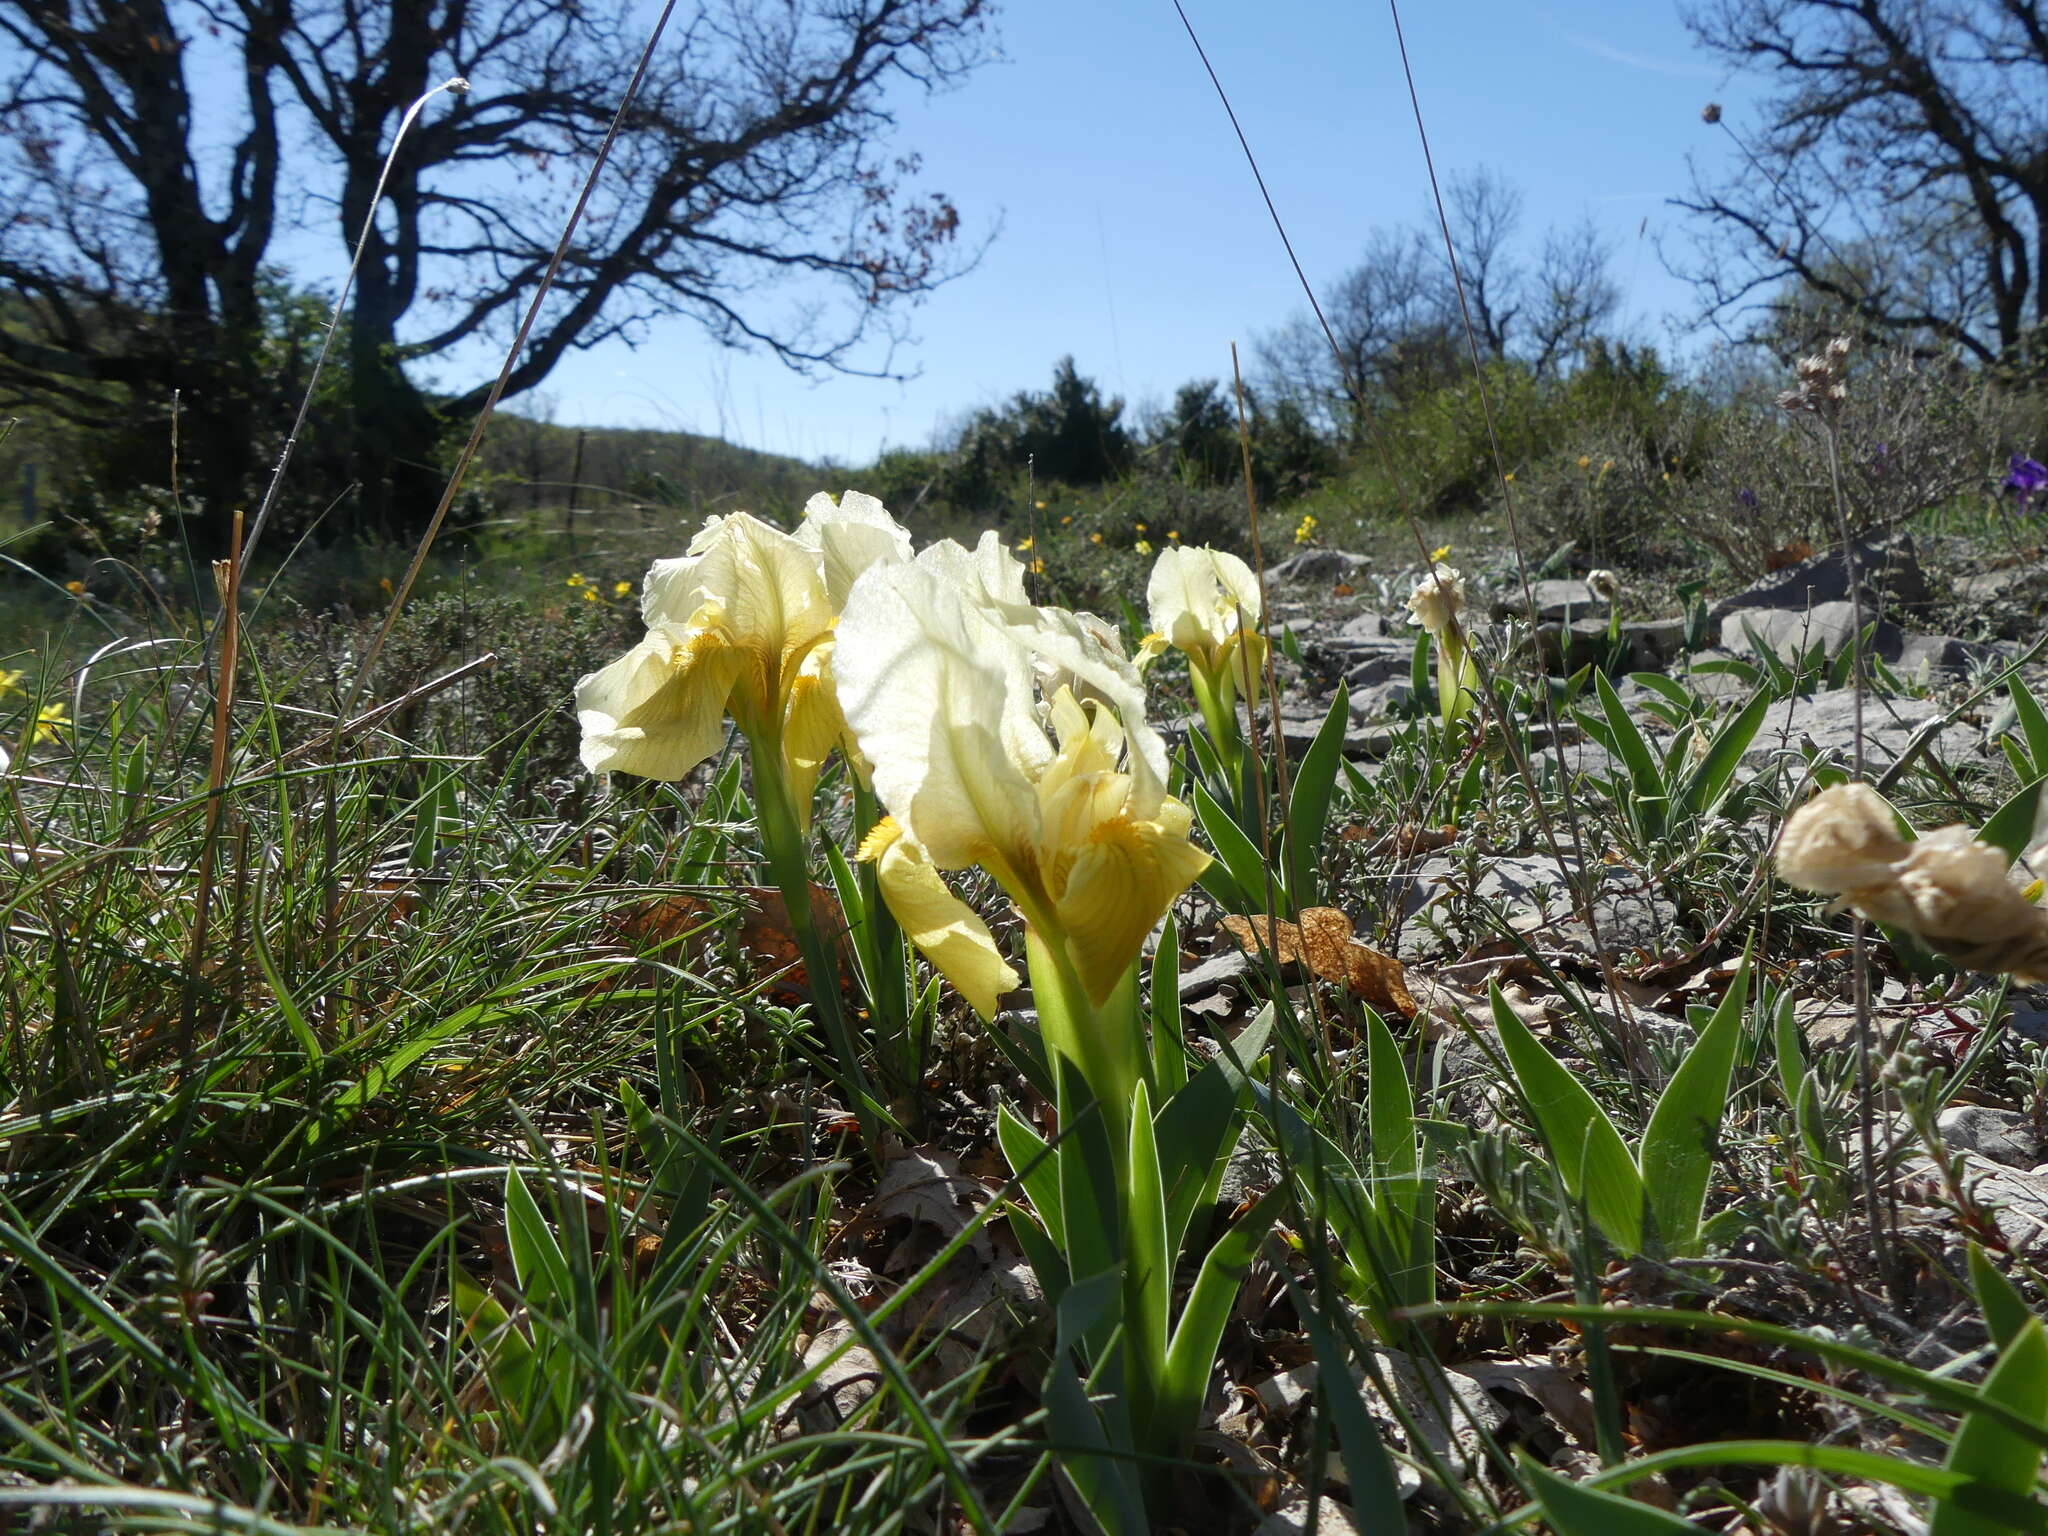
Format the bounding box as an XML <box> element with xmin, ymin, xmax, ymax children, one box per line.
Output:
<box><xmin>0</xmin><ymin>0</ymin><xmax>989</xmax><ymax>551</ymax></box>
<box><xmin>1676</xmin><ymin>0</ymin><xmax>2048</xmax><ymax>369</ymax></box>
<box><xmin>1258</xmin><ymin>167</ymin><xmax>1618</xmax><ymax>438</ymax></box>
<box><xmin>1254</xmin><ymin>226</ymin><xmax>1446</xmax><ymax>441</ymax></box>
<box><xmin>1526</xmin><ymin>218</ymin><xmax>1620</xmax><ymax>377</ymax></box>
<box><xmin>1440</xmin><ymin>167</ymin><xmax>1522</xmax><ymax>359</ymax></box>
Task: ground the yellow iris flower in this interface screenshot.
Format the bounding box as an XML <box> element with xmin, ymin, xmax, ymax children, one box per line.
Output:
<box><xmin>575</xmin><ymin>493</ymin><xmax>909</xmax><ymax>820</ymax></box>
<box><xmin>1144</xmin><ymin>544</ymin><xmax>1269</xmax><ymax>718</ymax></box>
<box><xmin>836</xmin><ymin>546</ymin><xmax>1208</xmax><ymax>1019</ymax></box>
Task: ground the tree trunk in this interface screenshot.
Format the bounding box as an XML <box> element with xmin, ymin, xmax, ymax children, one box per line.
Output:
<box><xmin>345</xmin><ymin>240</ymin><xmax>445</xmax><ymax>542</ymax></box>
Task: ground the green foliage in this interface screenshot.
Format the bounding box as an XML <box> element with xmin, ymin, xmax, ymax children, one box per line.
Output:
<box><xmin>953</xmin><ymin>355</ymin><xmax>1136</xmax><ymax>497</ymax></box>
<box><xmin>1490</xmin><ymin>959</ymin><xmax>1751</xmax><ymax>1259</ymax></box>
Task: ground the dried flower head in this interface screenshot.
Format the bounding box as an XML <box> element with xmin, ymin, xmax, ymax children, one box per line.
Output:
<box><xmin>1778</xmin><ymin>338</ymin><xmax>1852</xmax><ymax>415</ymax></box>
<box><xmin>1778</xmin><ymin>783</ymin><xmax>1911</xmax><ymax>896</ymax></box>
<box><xmin>1778</xmin><ymin>783</ymin><xmax>2048</xmax><ymax>980</ymax></box>
<box><xmin>1585</xmin><ymin>569</ymin><xmax>1620</xmax><ymax>603</ymax></box>
<box><xmin>1405</xmin><ymin>566</ymin><xmax>1466</xmax><ymax>638</ymax></box>
<box><xmin>1701</xmin><ymin>102</ymin><xmax>1722</xmax><ymax>124</ymax></box>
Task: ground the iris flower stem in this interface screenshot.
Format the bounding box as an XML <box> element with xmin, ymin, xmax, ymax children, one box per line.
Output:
<box><xmin>1188</xmin><ymin>665</ymin><xmax>1246</xmax><ymax>792</ymax></box>
<box><xmin>752</xmin><ymin>749</ymin><xmax>884</xmax><ymax>1149</ymax></box>
<box><xmin>1435</xmin><ymin>629</ymin><xmax>1475</xmax><ymax>734</ymax></box>
<box><xmin>1025</xmin><ymin>927</ymin><xmax>1183</xmax><ymax>1481</ymax></box>
<box><xmin>1024</xmin><ymin>927</ymin><xmax>1143</xmax><ymax>1154</ymax></box>
<box><xmin>852</xmin><ymin>781</ymin><xmax>916</xmax><ymax>1106</ymax></box>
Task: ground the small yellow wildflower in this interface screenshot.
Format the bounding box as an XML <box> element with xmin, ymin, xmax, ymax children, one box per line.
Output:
<box><xmin>1601</xmin><ymin>458</ymin><xmax>1614</xmax><ymax>472</ymax></box>
<box><xmin>65</xmin><ymin>580</ymin><xmax>85</xmax><ymax>596</ymax></box>
<box><xmin>1429</xmin><ymin>544</ymin><xmax>1451</xmax><ymax>562</ymax></box>
<box><xmin>1089</xmin><ymin>532</ymin><xmax>1104</xmax><ymax>545</ymax></box>
<box><xmin>2027</xmin><ymin>878</ymin><xmax>2046</xmax><ymax>905</ymax></box>
<box><xmin>1134</xmin><ymin>522</ymin><xmax>1147</xmax><ymax>533</ymax></box>
<box><xmin>1015</xmin><ymin>535</ymin><xmax>1034</xmax><ymax>552</ymax></box>
<box><xmin>1167</xmin><ymin>529</ymin><xmax>1180</xmax><ymax>541</ymax></box>
<box><xmin>582</xmin><ymin>587</ymin><xmax>600</xmax><ymax>603</ymax></box>
<box><xmin>566</xmin><ymin>573</ymin><xmax>587</xmax><ymax>588</ymax></box>
<box><xmin>32</xmin><ymin>703</ymin><xmax>68</xmax><ymax>744</ymax></box>
<box><xmin>614</xmin><ymin>580</ymin><xmax>633</xmax><ymax>598</ymax></box>
<box><xmin>1293</xmin><ymin>513</ymin><xmax>1318</xmax><ymax>546</ymax></box>
<box><xmin>1135</xmin><ymin>539</ymin><xmax>1153</xmax><ymax>555</ymax></box>
<box><xmin>0</xmin><ymin>670</ymin><xmax>22</xmax><ymax>697</ymax></box>
<box><xmin>1504</xmin><ymin>472</ymin><xmax>1516</xmax><ymax>484</ymax></box>
<box><xmin>1029</xmin><ymin>557</ymin><xmax>1046</xmax><ymax>575</ymax></box>
<box><xmin>379</xmin><ymin>577</ymin><xmax>394</xmax><ymax>594</ymax></box>
<box><xmin>1034</xmin><ymin>500</ymin><xmax>1048</xmax><ymax>511</ymax></box>
<box><xmin>1577</xmin><ymin>456</ymin><xmax>1591</xmax><ymax>469</ymax></box>
<box><xmin>1662</xmin><ymin>472</ymin><xmax>1671</xmax><ymax>482</ymax></box>
<box><xmin>1061</xmin><ymin>515</ymin><xmax>1073</xmax><ymax>526</ymax></box>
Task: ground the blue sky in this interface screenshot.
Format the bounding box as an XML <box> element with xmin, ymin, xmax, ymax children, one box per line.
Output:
<box><xmin>449</xmin><ymin>0</ymin><xmax>1759</xmax><ymax>465</ymax></box>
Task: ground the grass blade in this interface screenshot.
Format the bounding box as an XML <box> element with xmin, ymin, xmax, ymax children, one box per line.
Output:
<box><xmin>1284</xmin><ymin>680</ymin><xmax>1349</xmax><ymax>904</ymax></box>
<box><xmin>1520</xmin><ymin>1454</ymin><xmax>1701</xmax><ymax>1532</ymax></box>
<box><xmin>1639</xmin><ymin>953</ymin><xmax>1749</xmax><ymax>1256</ymax></box>
<box><xmin>1673</xmin><ymin>688</ymin><xmax>1769</xmax><ymax>822</ymax></box>
<box><xmin>1491</xmin><ymin>984</ymin><xmax>1646</xmax><ymax>1255</ymax></box>
<box><xmin>1932</xmin><ymin>1316</ymin><xmax>2048</xmax><ymax>1536</ymax></box>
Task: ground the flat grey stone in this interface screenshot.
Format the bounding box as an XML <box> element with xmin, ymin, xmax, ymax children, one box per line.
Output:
<box><xmin>1625</xmin><ymin>616</ymin><xmax>1689</xmax><ymax>665</ymax></box>
<box><xmin>1720</xmin><ymin>601</ymin><xmax>1905</xmax><ymax>662</ymax></box>
<box><xmin>1495</xmin><ymin>577</ymin><xmax>1611</xmax><ymax>622</ymax></box>
<box><xmin>1402</xmin><ymin>852</ymin><xmax>1677</xmax><ymax>958</ymax></box>
<box><xmin>2008</xmin><ymin>995</ymin><xmax>2048</xmax><ymax>1042</ymax></box>
<box><xmin>1341</xmin><ymin>642</ymin><xmax>1414</xmax><ymax>689</ymax></box>
<box><xmin>1894</xmin><ymin>633</ymin><xmax>2007</xmax><ymax>680</ymax></box>
<box><xmin>1215</xmin><ymin>1137</ymin><xmax>1282</xmax><ymax>1210</ymax></box>
<box><xmin>1936</xmin><ymin>1106</ymin><xmax>2040</xmax><ymax>1168</ymax></box>
<box><xmin>1900</xmin><ymin>1153</ymin><xmax>2048</xmax><ymax>1253</ymax></box>
<box><xmin>1331</xmin><ymin>611</ymin><xmax>1396</xmax><ymax>645</ymax></box>
<box><xmin>1179</xmin><ymin>948</ymin><xmax>1254</xmax><ymax>997</ymax></box>
<box><xmin>1256</xmin><ymin>1499</ymin><xmax>1369</xmax><ymax>1534</ymax></box>
<box><xmin>1680</xmin><ymin>650</ymin><xmax>1758</xmax><ymax>701</ymax></box>
<box><xmin>1955</xmin><ymin>562</ymin><xmax>2048</xmax><ymax>602</ymax></box>
<box><xmin>1269</xmin><ymin>548</ymin><xmax>1373</xmax><ymax>585</ymax></box>
<box><xmin>1538</xmin><ymin>616</ymin><xmax>1686</xmax><ymax>674</ymax></box>
<box><xmin>1707</xmin><ymin>531</ymin><xmax>1928</xmax><ymax>622</ymax></box>
<box><xmin>1739</xmin><ymin>688</ymin><xmax>1975</xmax><ymax>771</ymax></box>
<box><xmin>1274</xmin><ymin>702</ymin><xmax>1399</xmax><ymax>758</ymax></box>
<box><xmin>1349</xmin><ymin>677</ymin><xmax>1420</xmax><ymax>720</ymax></box>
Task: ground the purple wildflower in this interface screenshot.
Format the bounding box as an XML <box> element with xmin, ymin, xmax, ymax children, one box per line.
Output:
<box><xmin>2007</xmin><ymin>454</ymin><xmax>2048</xmax><ymax>512</ymax></box>
<box><xmin>1737</xmin><ymin>487</ymin><xmax>1759</xmax><ymax>510</ymax></box>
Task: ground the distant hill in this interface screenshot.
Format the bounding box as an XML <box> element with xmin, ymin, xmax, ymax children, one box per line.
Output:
<box><xmin>474</xmin><ymin>411</ymin><xmax>826</xmax><ymax>523</ymax></box>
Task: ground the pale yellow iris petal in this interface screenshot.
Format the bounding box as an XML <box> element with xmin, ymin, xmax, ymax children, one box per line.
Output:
<box><xmin>1145</xmin><ymin>545</ymin><xmax>1262</xmax><ymax>659</ymax></box>
<box><xmin>1054</xmin><ymin>802</ymin><xmax>1212</xmax><ymax>1004</ymax></box>
<box><xmin>644</xmin><ymin>512</ymin><xmax>835</xmax><ymax>720</ymax></box>
<box><xmin>1146</xmin><ymin>545</ymin><xmax>1267</xmax><ymax>716</ymax></box>
<box><xmin>863</xmin><ymin>818</ymin><xmax>1020</xmax><ymax>1018</ymax></box>
<box><xmin>798</xmin><ymin>489</ymin><xmax>913</xmax><ymax>608</ymax></box>
<box><xmin>1217</xmin><ymin>628</ymin><xmax>1270</xmax><ymax>712</ymax></box>
<box><xmin>834</xmin><ymin>557</ymin><xmax>1044</xmax><ymax>870</ymax></box>
<box><xmin>838</xmin><ymin>566</ymin><xmax>1211</xmax><ymax>1015</ymax></box>
<box><xmin>782</xmin><ymin>645</ymin><xmax>848</xmax><ymax>824</ymax></box>
<box><xmin>576</xmin><ymin>629</ymin><xmax>743</xmax><ymax>779</ymax></box>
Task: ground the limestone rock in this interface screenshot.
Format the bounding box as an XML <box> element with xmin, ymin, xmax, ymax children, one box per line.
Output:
<box><xmin>1494</xmin><ymin>577</ymin><xmax>1611</xmax><ymax>622</ymax></box>
<box><xmin>1720</xmin><ymin>601</ymin><xmax>1905</xmax><ymax>662</ymax></box>
<box><xmin>1270</xmin><ymin>548</ymin><xmax>1374</xmax><ymax>585</ymax></box>
<box><xmin>1707</xmin><ymin>531</ymin><xmax>1928</xmax><ymax>625</ymax></box>
<box><xmin>1936</xmin><ymin>1106</ymin><xmax>2040</xmax><ymax>1168</ymax></box>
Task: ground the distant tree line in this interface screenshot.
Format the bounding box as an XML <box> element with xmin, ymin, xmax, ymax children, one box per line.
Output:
<box><xmin>4</xmin><ymin>0</ymin><xmax>2047</xmax><ymax>569</ymax></box>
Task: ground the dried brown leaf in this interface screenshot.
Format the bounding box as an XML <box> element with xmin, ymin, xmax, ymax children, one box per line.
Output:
<box><xmin>1221</xmin><ymin>908</ymin><xmax>1417</xmax><ymax>1017</ymax></box>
